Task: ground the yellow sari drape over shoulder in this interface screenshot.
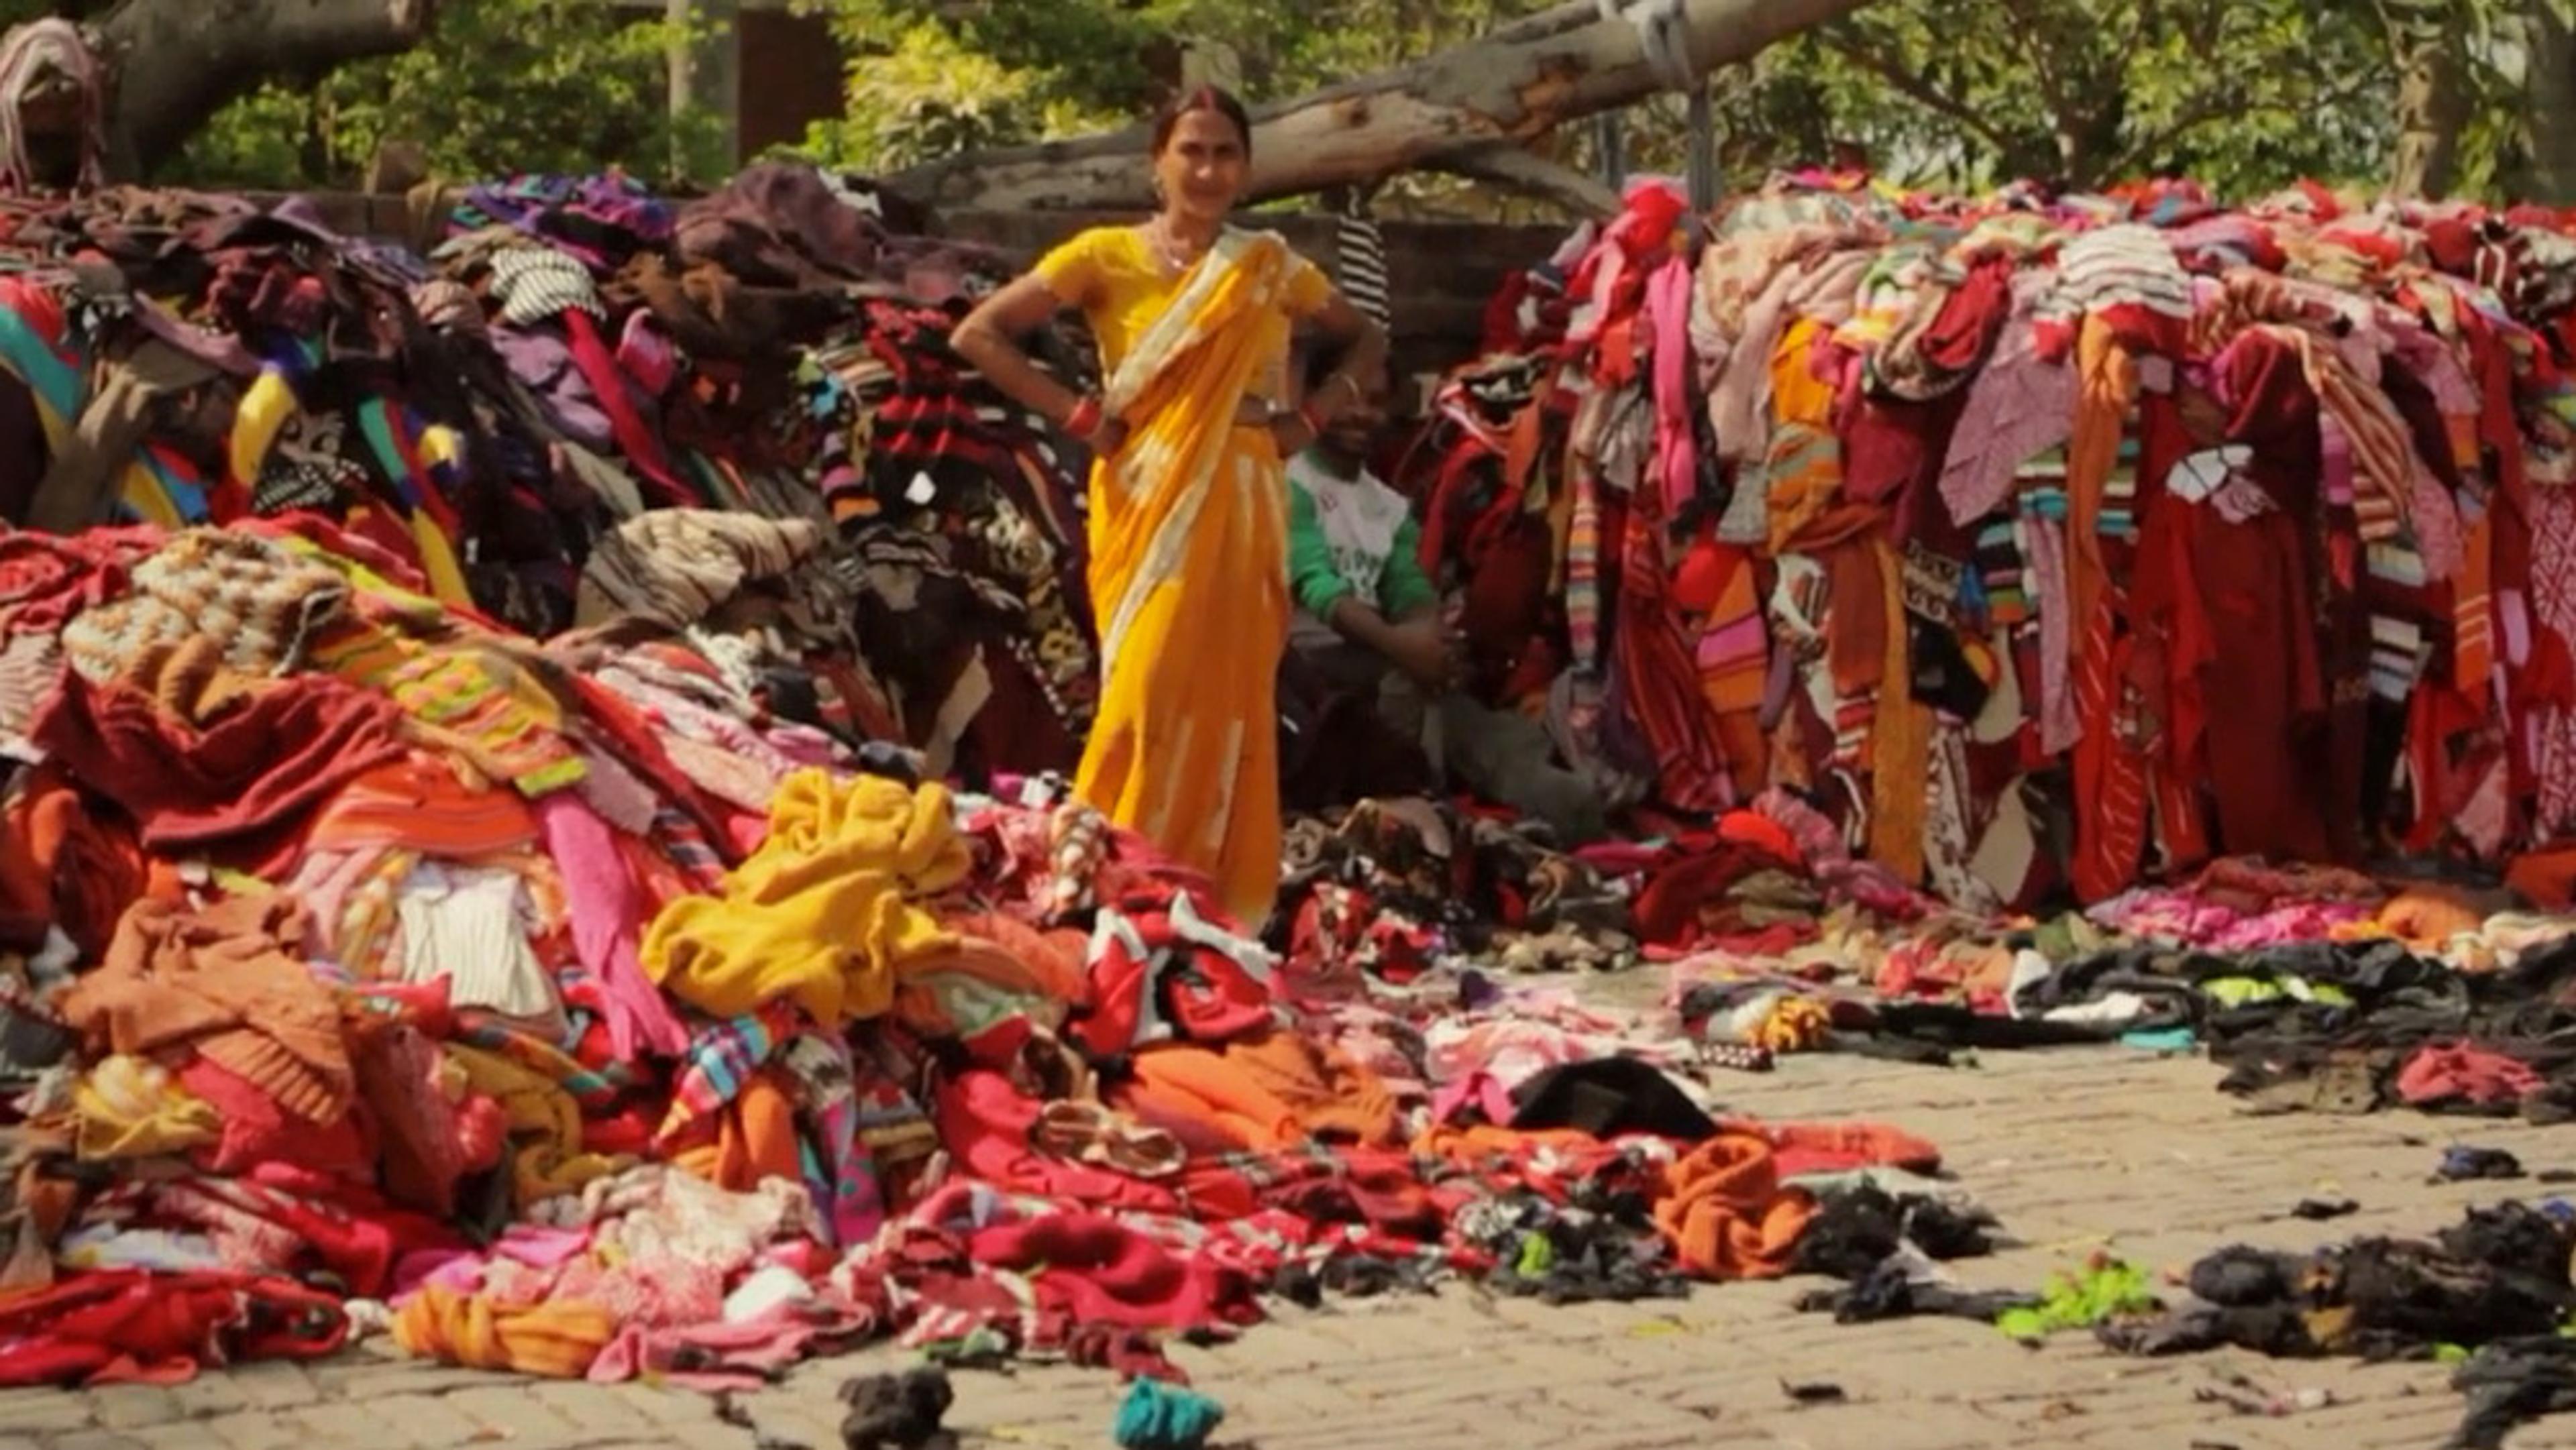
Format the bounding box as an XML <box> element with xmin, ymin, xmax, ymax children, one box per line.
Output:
<box><xmin>1055</xmin><ymin>227</ymin><xmax>1310</xmax><ymax>922</ymax></box>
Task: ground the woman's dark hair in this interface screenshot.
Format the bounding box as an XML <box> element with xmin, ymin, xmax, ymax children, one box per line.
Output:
<box><xmin>1150</xmin><ymin>85</ymin><xmax>1252</xmax><ymax>159</ymax></box>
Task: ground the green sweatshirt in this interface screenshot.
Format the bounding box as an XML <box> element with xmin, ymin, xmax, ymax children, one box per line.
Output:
<box><xmin>1284</xmin><ymin>451</ymin><xmax>1436</xmax><ymax>622</ymax></box>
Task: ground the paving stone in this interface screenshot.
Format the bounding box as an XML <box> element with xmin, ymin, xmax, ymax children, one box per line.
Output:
<box><xmin>435</xmin><ymin>1386</ymin><xmax>591</xmax><ymax>1449</ymax></box>
<box><xmin>164</xmin><ymin>1376</ymin><xmax>254</xmax><ymax>1420</ymax></box>
<box><xmin>308</xmin><ymin>1360</ymin><xmax>510</xmax><ymax>1403</ymax></box>
<box><xmin>312</xmin><ymin>1392</ymin><xmax>488</xmax><ymax>1449</ymax></box>
<box><xmin>38</xmin><ymin>1435</ymin><xmax>146</xmax><ymax>1450</ymax></box>
<box><xmin>0</xmin><ymin>1393</ymin><xmax>94</xmax><ymax>1436</ymax></box>
<box><xmin>83</xmin><ymin>1389</ymin><xmax>182</xmax><ymax>1433</ymax></box>
<box><xmin>521</xmin><ymin>1383</ymin><xmax>680</xmax><ymax>1438</ymax></box>
<box><xmin>199</xmin><ymin>1410</ymin><xmax>310</xmax><ymax>1450</ymax></box>
<box><xmin>221</xmin><ymin>1365</ymin><xmax>322</xmax><ymax>1412</ymax></box>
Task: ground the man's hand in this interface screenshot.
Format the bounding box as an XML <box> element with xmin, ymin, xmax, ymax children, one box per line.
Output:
<box><xmin>1384</xmin><ymin>619</ymin><xmax>1456</xmax><ymax>691</ymax></box>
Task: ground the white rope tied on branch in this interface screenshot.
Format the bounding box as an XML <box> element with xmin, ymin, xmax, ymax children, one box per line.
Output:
<box><xmin>1597</xmin><ymin>0</ymin><xmax>1719</xmax><ymax>211</ymax></box>
<box><xmin>1600</xmin><ymin>0</ymin><xmax>1701</xmax><ymax>95</ymax></box>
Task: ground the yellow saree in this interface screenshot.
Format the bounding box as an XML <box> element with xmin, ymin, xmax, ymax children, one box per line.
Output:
<box><xmin>1035</xmin><ymin>225</ymin><xmax>1326</xmax><ymax>922</ymax></box>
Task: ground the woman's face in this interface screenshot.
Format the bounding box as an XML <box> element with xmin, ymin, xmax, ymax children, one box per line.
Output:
<box><xmin>1154</xmin><ymin>109</ymin><xmax>1248</xmax><ymax>225</ymax></box>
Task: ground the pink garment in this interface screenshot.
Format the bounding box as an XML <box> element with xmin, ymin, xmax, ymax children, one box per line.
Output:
<box><xmin>278</xmin><ymin>848</ymin><xmax>384</xmax><ymax>963</ymax></box>
<box><xmin>536</xmin><ymin>794</ymin><xmax>688</xmax><ymax>1058</ymax></box>
<box><xmin>2087</xmin><ymin>888</ymin><xmax>2373</xmax><ymax>948</ymax></box>
<box><xmin>2385</xmin><ymin>313</ymin><xmax>2483</xmax><ymax>417</ymax></box>
<box><xmin>2320</xmin><ymin>410</ymin><xmax>2357</xmax><ymax>508</ymax></box>
<box><xmin>2396</xmin><ymin>1043</ymin><xmax>2542</xmax><ymax>1108</ymax></box>
<box><xmin>2022</xmin><ymin>512</ymin><xmax>2080</xmax><ymax>754</ymax></box>
<box><xmin>2534</xmin><ymin>490</ymin><xmax>2576</xmax><ymax>832</ymax></box>
<box><xmin>1430</xmin><ymin>1070</ymin><xmax>1517</xmax><ymax>1127</ymax></box>
<box><xmin>1648</xmin><ymin>256</ymin><xmax>1701</xmax><ymax>516</ymax></box>
<box><xmin>393</xmin><ymin>1226</ymin><xmax>592</xmax><ymax>1298</ymax></box>
<box><xmin>1939</xmin><ymin>276</ymin><xmax>2075</xmax><ymax>524</ymax></box>
<box><xmin>2408</xmin><ymin>463</ymin><xmax>2466</xmax><ymax>582</ymax></box>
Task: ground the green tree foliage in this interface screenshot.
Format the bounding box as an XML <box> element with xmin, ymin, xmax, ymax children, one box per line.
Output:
<box><xmin>1706</xmin><ymin>0</ymin><xmax>2403</xmax><ymax>197</ymax></box>
<box><xmin>160</xmin><ymin>0</ymin><xmax>709</xmax><ymax>190</ymax></box>
<box><xmin>796</xmin><ymin>0</ymin><xmax>1556</xmax><ymax>176</ymax></box>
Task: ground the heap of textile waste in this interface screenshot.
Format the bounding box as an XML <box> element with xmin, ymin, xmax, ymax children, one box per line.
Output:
<box><xmin>0</xmin><ymin>514</ymin><xmax>1967</xmax><ymax>1388</ymax></box>
<box><xmin>1625</xmin><ymin>816</ymin><xmax>2576</xmax><ymax>1118</ymax></box>
<box><xmin>1405</xmin><ymin>172</ymin><xmax>2576</xmax><ymax>917</ymax></box>
<box><xmin>0</xmin><ymin>167</ymin><xmax>1099</xmax><ymax>787</ymax></box>
<box><xmin>2080</xmin><ymin>1203</ymin><xmax>2576</xmax><ymax>1449</ymax></box>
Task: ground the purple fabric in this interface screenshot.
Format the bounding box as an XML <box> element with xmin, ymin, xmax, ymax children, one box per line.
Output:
<box><xmin>490</xmin><ymin>327</ymin><xmax>613</xmax><ymax>449</ymax></box>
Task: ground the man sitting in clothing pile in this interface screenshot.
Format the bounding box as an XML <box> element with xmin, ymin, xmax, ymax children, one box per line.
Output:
<box><xmin>1275</xmin><ymin>357</ymin><xmax>1605</xmax><ymax>845</ymax></box>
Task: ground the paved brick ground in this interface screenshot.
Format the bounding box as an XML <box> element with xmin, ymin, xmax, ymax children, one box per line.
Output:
<box><xmin>10</xmin><ymin>1042</ymin><xmax>2576</xmax><ymax>1450</ymax></box>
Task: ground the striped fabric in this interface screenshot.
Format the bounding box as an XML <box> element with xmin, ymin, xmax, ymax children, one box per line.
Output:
<box><xmin>451</xmin><ymin>1019</ymin><xmax>629</xmax><ymax>1107</ymax></box>
<box><xmin>1334</xmin><ymin>202</ymin><xmax>1392</xmax><ymax>329</ymax></box>
<box><xmin>2034</xmin><ymin>225</ymin><xmax>2196</xmax><ymax>346</ymax></box>
<box><xmin>657</xmin><ymin>1001</ymin><xmax>800</xmax><ymax>1145</ymax></box>
<box><xmin>1974</xmin><ymin>518</ymin><xmax>2027</xmax><ymax>627</ymax></box>
<box><xmin>2370</xmin><ymin>614</ymin><xmax>2427</xmax><ymax>702</ymax></box>
<box><xmin>488</xmin><ymin>247</ymin><xmax>606</xmax><ymax>327</ymax></box>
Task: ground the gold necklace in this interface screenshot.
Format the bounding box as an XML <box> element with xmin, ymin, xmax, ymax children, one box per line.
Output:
<box><xmin>1147</xmin><ymin>219</ymin><xmax>1205</xmax><ymax>274</ymax></box>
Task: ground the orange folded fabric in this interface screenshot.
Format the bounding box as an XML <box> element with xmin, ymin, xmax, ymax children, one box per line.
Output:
<box><xmin>390</xmin><ymin>1284</ymin><xmax>615</xmax><ymax>1378</ymax></box>
<box><xmin>668</xmin><ymin>1068</ymin><xmax>804</xmax><ymax>1192</ymax></box>
<box><xmin>57</xmin><ymin>895</ymin><xmax>353</xmax><ymax>1124</ymax></box>
<box><xmin>1652</xmin><ymin>1132</ymin><xmax>1815</xmax><ymax>1281</ymax></box>
<box><xmin>1115</xmin><ymin>1030</ymin><xmax>1400</xmax><ymax>1153</ymax></box>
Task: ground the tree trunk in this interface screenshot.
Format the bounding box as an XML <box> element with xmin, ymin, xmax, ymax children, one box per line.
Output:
<box><xmin>885</xmin><ymin>0</ymin><xmax>1880</xmax><ymax>211</ymax></box>
<box><xmin>2527</xmin><ymin>0</ymin><xmax>2576</xmax><ymax>205</ymax></box>
<box><xmin>88</xmin><ymin>0</ymin><xmax>437</xmax><ymax>178</ymax></box>
<box><xmin>664</xmin><ymin>0</ymin><xmax>741</xmax><ymax>182</ymax></box>
<box><xmin>2383</xmin><ymin>0</ymin><xmax>2469</xmax><ymax>199</ymax></box>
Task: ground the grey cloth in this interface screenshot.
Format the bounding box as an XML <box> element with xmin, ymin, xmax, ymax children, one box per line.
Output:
<box><xmin>1289</xmin><ymin>617</ymin><xmax>1608</xmax><ymax>846</ymax></box>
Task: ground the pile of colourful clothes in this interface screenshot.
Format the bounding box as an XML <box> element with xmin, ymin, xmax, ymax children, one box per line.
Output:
<box><xmin>0</xmin><ymin>166</ymin><xmax>1099</xmax><ymax>791</ymax></box>
<box><xmin>1634</xmin><ymin>826</ymin><xmax>2576</xmax><ymax>1121</ymax></box>
<box><xmin>0</xmin><ymin>515</ymin><xmax>1955</xmax><ymax>1390</ymax></box>
<box><xmin>1402</xmin><ymin>172</ymin><xmax>2576</xmax><ymax>915</ymax></box>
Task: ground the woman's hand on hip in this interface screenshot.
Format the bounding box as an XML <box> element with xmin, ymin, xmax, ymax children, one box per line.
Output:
<box><xmin>1267</xmin><ymin>411</ymin><xmax>1317</xmax><ymax>457</ymax></box>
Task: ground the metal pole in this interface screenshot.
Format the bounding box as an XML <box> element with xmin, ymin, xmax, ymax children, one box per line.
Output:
<box><xmin>1597</xmin><ymin>111</ymin><xmax>1627</xmax><ymax>190</ymax></box>
<box><xmin>1686</xmin><ymin>76</ymin><xmax>1716</xmax><ymax>212</ymax></box>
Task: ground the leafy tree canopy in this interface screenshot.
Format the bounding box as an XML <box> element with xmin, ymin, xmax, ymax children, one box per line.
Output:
<box><xmin>64</xmin><ymin>0</ymin><xmax>2576</xmax><ymax>206</ymax></box>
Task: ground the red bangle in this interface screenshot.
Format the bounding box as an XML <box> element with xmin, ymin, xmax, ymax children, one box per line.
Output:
<box><xmin>1065</xmin><ymin>396</ymin><xmax>1102</xmax><ymax>438</ymax></box>
<box><xmin>1299</xmin><ymin>402</ymin><xmax>1327</xmax><ymax>437</ymax></box>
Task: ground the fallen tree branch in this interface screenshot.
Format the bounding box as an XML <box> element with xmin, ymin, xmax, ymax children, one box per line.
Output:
<box><xmin>886</xmin><ymin>0</ymin><xmax>1878</xmax><ymax>211</ymax></box>
<box><xmin>90</xmin><ymin>0</ymin><xmax>439</xmax><ymax>176</ymax></box>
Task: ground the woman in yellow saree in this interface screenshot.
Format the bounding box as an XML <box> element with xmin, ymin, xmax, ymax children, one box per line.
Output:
<box><xmin>953</xmin><ymin>87</ymin><xmax>1387</xmax><ymax>924</ymax></box>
